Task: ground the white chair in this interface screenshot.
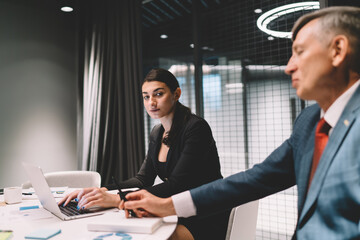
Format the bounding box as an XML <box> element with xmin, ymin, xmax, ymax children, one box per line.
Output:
<box><xmin>225</xmin><ymin>200</ymin><xmax>259</xmax><ymax>240</ymax></box>
<box><xmin>22</xmin><ymin>171</ymin><xmax>101</xmax><ymax>189</ymax></box>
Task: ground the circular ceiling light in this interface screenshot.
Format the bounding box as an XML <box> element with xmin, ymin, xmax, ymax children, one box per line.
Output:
<box><xmin>256</xmin><ymin>2</ymin><xmax>319</xmax><ymax>39</ymax></box>
<box><xmin>61</xmin><ymin>6</ymin><xmax>73</xmax><ymax>12</ymax></box>
<box><xmin>160</xmin><ymin>34</ymin><xmax>168</xmax><ymax>39</ymax></box>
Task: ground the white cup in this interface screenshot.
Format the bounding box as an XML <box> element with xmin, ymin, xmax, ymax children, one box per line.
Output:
<box><xmin>4</xmin><ymin>187</ymin><xmax>22</xmax><ymax>204</ymax></box>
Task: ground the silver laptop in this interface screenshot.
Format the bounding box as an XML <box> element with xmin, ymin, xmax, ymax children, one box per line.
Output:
<box><xmin>22</xmin><ymin>162</ymin><xmax>111</xmax><ymax>220</ymax></box>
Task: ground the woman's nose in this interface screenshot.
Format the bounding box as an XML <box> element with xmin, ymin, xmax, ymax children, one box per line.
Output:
<box><xmin>150</xmin><ymin>97</ymin><xmax>156</xmax><ymax>106</ymax></box>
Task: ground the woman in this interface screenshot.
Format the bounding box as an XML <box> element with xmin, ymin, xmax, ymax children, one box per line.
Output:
<box><xmin>59</xmin><ymin>68</ymin><xmax>229</xmax><ymax>239</ymax></box>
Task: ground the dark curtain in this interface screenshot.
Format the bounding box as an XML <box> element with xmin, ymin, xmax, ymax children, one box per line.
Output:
<box><xmin>77</xmin><ymin>0</ymin><xmax>145</xmax><ymax>186</ymax></box>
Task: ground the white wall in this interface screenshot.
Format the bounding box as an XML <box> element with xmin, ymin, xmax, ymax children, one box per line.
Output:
<box><xmin>0</xmin><ymin>0</ymin><xmax>78</xmax><ymax>188</ymax></box>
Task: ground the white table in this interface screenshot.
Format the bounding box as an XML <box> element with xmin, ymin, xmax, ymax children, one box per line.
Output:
<box><xmin>0</xmin><ymin>193</ymin><xmax>177</xmax><ymax>240</ymax></box>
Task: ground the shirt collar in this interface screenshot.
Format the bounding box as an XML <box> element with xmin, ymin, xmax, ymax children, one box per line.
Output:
<box><xmin>321</xmin><ymin>79</ymin><xmax>360</xmax><ymax>129</ymax></box>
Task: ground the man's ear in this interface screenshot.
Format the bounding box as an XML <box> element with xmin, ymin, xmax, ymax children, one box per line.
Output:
<box><xmin>174</xmin><ymin>87</ymin><xmax>181</xmax><ymax>101</ymax></box>
<box><xmin>330</xmin><ymin>35</ymin><xmax>349</xmax><ymax>67</ymax></box>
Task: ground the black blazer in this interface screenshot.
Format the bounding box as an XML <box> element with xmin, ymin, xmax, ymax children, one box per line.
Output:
<box><xmin>117</xmin><ymin>114</ymin><xmax>223</xmax><ymax>198</ymax></box>
<box><xmin>116</xmin><ymin>114</ymin><xmax>229</xmax><ymax>239</ymax></box>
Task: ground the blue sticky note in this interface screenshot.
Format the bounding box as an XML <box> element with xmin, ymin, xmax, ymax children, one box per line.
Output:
<box><xmin>19</xmin><ymin>205</ymin><xmax>39</xmax><ymax>211</ymax></box>
<box><xmin>25</xmin><ymin>228</ymin><xmax>61</xmax><ymax>239</ymax></box>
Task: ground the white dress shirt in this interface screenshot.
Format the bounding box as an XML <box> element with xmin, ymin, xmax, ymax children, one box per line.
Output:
<box><xmin>323</xmin><ymin>80</ymin><xmax>360</xmax><ymax>135</ymax></box>
<box><xmin>172</xmin><ymin>79</ymin><xmax>360</xmax><ymax>218</ymax></box>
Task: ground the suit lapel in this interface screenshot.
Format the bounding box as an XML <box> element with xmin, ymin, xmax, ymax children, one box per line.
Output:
<box><xmin>298</xmin><ymin>85</ymin><xmax>360</xmax><ymax>225</ymax></box>
<box><xmin>293</xmin><ymin>106</ymin><xmax>320</xmax><ymax>215</ymax></box>
<box><xmin>148</xmin><ymin>125</ymin><xmax>164</xmax><ymax>162</ymax></box>
<box><xmin>296</xmin><ymin>135</ymin><xmax>316</xmax><ymax>214</ymax></box>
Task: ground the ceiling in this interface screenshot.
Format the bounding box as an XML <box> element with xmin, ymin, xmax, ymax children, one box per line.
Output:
<box><xmin>141</xmin><ymin>0</ymin><xmax>305</xmax><ymax>66</ymax></box>
<box><xmin>141</xmin><ymin>0</ymin><xmax>360</xmax><ymax>66</ymax></box>
<box><xmin>25</xmin><ymin>0</ymin><xmax>359</xmax><ymax>67</ymax></box>
<box><xmin>141</xmin><ymin>0</ymin><xmax>226</xmax><ymax>28</ymax></box>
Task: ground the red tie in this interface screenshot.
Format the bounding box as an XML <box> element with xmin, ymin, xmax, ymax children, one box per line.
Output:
<box><xmin>308</xmin><ymin>118</ymin><xmax>331</xmax><ymax>187</ymax></box>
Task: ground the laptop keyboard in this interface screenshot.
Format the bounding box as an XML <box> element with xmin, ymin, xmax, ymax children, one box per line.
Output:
<box><xmin>59</xmin><ymin>201</ymin><xmax>91</xmax><ymax>216</ymax></box>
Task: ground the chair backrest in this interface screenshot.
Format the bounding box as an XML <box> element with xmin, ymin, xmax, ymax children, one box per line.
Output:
<box><xmin>22</xmin><ymin>171</ymin><xmax>101</xmax><ymax>189</ymax></box>
<box><xmin>225</xmin><ymin>200</ymin><xmax>259</xmax><ymax>240</ymax></box>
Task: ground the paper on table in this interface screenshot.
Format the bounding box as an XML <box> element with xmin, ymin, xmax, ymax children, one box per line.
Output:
<box><xmin>0</xmin><ymin>207</ymin><xmax>53</xmax><ymax>224</ymax></box>
<box><xmin>51</xmin><ymin>187</ymin><xmax>69</xmax><ymax>198</ymax></box>
<box><xmin>22</xmin><ymin>187</ymin><xmax>69</xmax><ymax>200</ymax></box>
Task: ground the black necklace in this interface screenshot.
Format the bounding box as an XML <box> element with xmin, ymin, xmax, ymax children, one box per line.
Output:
<box><xmin>162</xmin><ymin>131</ymin><xmax>169</xmax><ymax>145</ymax></box>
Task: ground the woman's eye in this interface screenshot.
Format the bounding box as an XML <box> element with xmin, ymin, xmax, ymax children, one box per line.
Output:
<box><xmin>143</xmin><ymin>96</ymin><xmax>149</xmax><ymax>100</ymax></box>
<box><xmin>156</xmin><ymin>92</ymin><xmax>163</xmax><ymax>96</ymax></box>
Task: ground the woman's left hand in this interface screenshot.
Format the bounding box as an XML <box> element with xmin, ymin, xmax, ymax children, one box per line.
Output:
<box><xmin>77</xmin><ymin>187</ymin><xmax>120</xmax><ymax>210</ymax></box>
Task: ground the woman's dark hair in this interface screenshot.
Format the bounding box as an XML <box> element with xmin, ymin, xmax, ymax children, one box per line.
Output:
<box><xmin>144</xmin><ymin>68</ymin><xmax>192</xmax><ymax>146</ymax></box>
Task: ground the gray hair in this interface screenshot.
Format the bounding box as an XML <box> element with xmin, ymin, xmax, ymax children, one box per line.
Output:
<box><xmin>292</xmin><ymin>6</ymin><xmax>360</xmax><ymax>74</ymax></box>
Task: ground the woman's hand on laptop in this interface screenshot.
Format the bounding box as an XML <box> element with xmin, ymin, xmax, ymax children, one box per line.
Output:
<box><xmin>58</xmin><ymin>187</ymin><xmax>120</xmax><ymax>210</ymax></box>
<box><xmin>58</xmin><ymin>189</ymin><xmax>84</xmax><ymax>206</ymax></box>
<box><xmin>76</xmin><ymin>187</ymin><xmax>120</xmax><ymax>210</ymax></box>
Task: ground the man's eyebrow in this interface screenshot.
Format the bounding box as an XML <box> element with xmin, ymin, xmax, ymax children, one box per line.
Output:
<box><xmin>292</xmin><ymin>43</ymin><xmax>303</xmax><ymax>51</ymax></box>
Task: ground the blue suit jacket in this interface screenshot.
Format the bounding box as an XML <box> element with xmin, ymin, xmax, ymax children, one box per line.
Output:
<box><xmin>190</xmin><ymin>85</ymin><xmax>360</xmax><ymax>239</ymax></box>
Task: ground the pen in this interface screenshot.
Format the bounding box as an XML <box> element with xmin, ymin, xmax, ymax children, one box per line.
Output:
<box><xmin>111</xmin><ymin>176</ymin><xmax>136</xmax><ymax>217</ymax></box>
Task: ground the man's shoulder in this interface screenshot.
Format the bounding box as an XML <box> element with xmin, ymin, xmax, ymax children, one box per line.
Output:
<box><xmin>295</xmin><ymin>104</ymin><xmax>320</xmax><ymax>122</ymax></box>
<box><xmin>300</xmin><ymin>103</ymin><xmax>320</xmax><ymax>116</ymax></box>
<box><xmin>292</xmin><ymin>104</ymin><xmax>321</xmax><ymax>134</ymax></box>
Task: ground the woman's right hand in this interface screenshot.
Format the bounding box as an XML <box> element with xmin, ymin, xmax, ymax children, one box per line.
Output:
<box><xmin>57</xmin><ymin>187</ymin><xmax>101</xmax><ymax>207</ymax></box>
<box><xmin>58</xmin><ymin>187</ymin><xmax>120</xmax><ymax>210</ymax></box>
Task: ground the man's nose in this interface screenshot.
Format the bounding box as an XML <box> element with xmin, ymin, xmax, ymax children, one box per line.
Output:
<box><xmin>285</xmin><ymin>55</ymin><xmax>296</xmax><ymax>75</ymax></box>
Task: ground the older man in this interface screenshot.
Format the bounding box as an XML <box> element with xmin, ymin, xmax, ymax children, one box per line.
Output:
<box><xmin>124</xmin><ymin>6</ymin><xmax>360</xmax><ymax>239</ymax></box>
